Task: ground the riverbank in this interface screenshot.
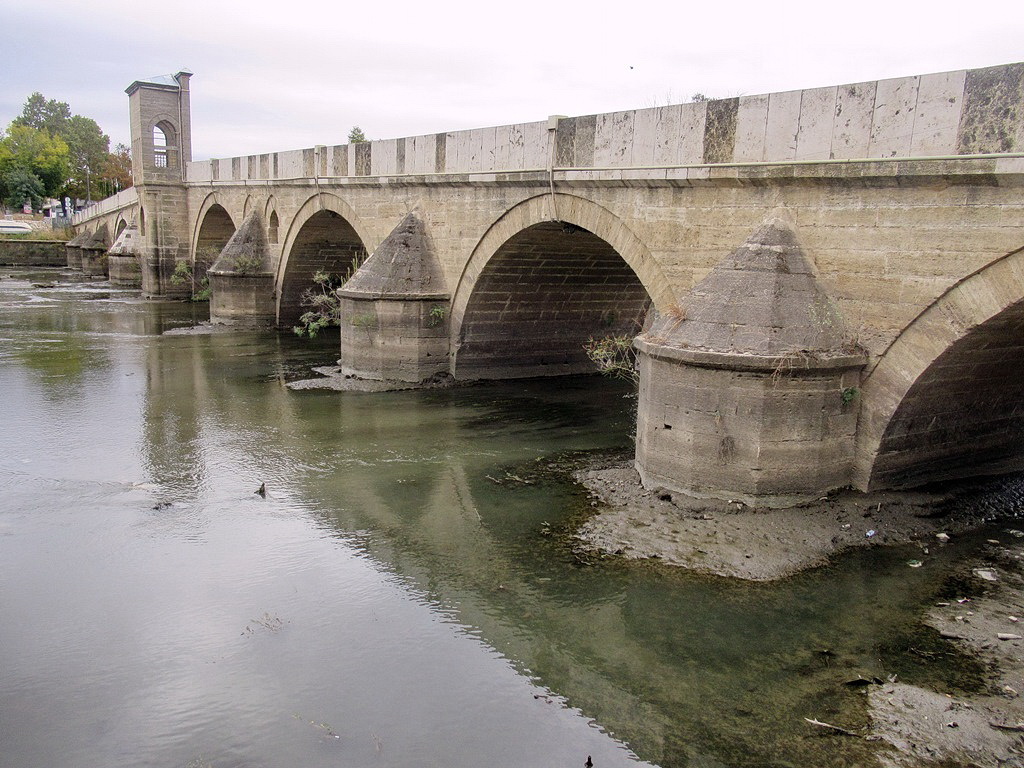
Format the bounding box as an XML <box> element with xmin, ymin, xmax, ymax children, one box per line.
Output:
<box><xmin>572</xmin><ymin>458</ymin><xmax>1024</xmax><ymax>581</ymax></box>
<box><xmin>571</xmin><ymin>457</ymin><xmax>1024</xmax><ymax>766</ymax></box>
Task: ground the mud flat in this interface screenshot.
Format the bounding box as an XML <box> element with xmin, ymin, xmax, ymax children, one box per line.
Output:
<box><xmin>868</xmin><ymin>538</ymin><xmax>1024</xmax><ymax>768</ymax></box>
<box><xmin>574</xmin><ymin>459</ymin><xmax>1024</xmax><ymax>766</ymax></box>
<box><xmin>573</xmin><ymin>460</ymin><xmax>1024</xmax><ymax>581</ymax></box>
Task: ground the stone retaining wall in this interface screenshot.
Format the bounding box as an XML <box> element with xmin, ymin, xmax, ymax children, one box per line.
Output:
<box><xmin>0</xmin><ymin>240</ymin><xmax>67</xmax><ymax>267</ymax></box>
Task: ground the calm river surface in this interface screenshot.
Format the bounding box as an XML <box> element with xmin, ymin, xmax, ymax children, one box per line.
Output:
<box><xmin>0</xmin><ymin>268</ymin><xmax>992</xmax><ymax>768</ymax></box>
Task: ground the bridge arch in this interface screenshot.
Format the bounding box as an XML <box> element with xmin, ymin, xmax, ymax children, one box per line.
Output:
<box><xmin>855</xmin><ymin>245</ymin><xmax>1024</xmax><ymax>491</ymax></box>
<box><xmin>451</xmin><ymin>193</ymin><xmax>676</xmax><ymax>379</ymax></box>
<box><xmin>191</xmin><ymin>195</ymin><xmax>236</xmax><ymax>286</ymax></box>
<box><xmin>276</xmin><ymin>193</ymin><xmax>370</xmax><ymax>327</ymax></box>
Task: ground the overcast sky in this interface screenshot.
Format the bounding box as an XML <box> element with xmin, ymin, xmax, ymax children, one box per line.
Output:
<box><xmin>2</xmin><ymin>0</ymin><xmax>1021</xmax><ymax>161</ymax></box>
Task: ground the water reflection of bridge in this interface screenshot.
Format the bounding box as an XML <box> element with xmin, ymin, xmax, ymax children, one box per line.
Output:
<box><xmin>140</xmin><ymin>336</ymin><xmax>949</xmax><ymax>766</ymax></box>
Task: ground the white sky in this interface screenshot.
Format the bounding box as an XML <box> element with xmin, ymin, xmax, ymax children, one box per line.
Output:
<box><xmin>1</xmin><ymin>0</ymin><xmax>1021</xmax><ymax>161</ymax></box>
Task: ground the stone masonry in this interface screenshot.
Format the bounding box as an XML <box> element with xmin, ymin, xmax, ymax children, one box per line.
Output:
<box><xmin>70</xmin><ymin>63</ymin><xmax>1024</xmax><ymax>504</ymax></box>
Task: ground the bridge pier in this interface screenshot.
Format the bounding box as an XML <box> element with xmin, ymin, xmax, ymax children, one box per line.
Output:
<box><xmin>635</xmin><ymin>219</ymin><xmax>867</xmax><ymax>507</ymax></box>
<box><xmin>337</xmin><ymin>212</ymin><xmax>451</xmax><ymax>383</ymax></box>
<box><xmin>79</xmin><ymin>225</ymin><xmax>110</xmax><ymax>278</ymax></box>
<box><xmin>208</xmin><ymin>211</ymin><xmax>276</xmax><ymax>325</ymax></box>
<box><xmin>107</xmin><ymin>225</ymin><xmax>143</xmax><ymax>287</ymax></box>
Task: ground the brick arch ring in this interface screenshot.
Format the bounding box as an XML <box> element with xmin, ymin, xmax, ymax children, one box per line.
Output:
<box><xmin>274</xmin><ymin>192</ymin><xmax>372</xmax><ymax>320</ymax></box>
<box><xmin>852</xmin><ymin>245</ymin><xmax>1024</xmax><ymax>491</ymax></box>
<box><xmin>449</xmin><ymin>192</ymin><xmax>678</xmax><ymax>344</ymax></box>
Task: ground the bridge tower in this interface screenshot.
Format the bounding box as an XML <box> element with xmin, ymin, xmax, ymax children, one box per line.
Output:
<box><xmin>125</xmin><ymin>70</ymin><xmax>193</xmax><ymax>297</ymax></box>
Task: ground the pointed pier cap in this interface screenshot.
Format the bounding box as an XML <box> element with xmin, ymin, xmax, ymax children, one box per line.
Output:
<box><xmin>80</xmin><ymin>224</ymin><xmax>110</xmax><ymax>251</ymax></box>
<box><xmin>107</xmin><ymin>225</ymin><xmax>141</xmax><ymax>256</ymax></box>
<box><xmin>66</xmin><ymin>230</ymin><xmax>90</xmax><ymax>248</ymax></box>
<box><xmin>338</xmin><ymin>212</ymin><xmax>448</xmax><ymax>300</ymax></box>
<box><xmin>209</xmin><ymin>211</ymin><xmax>271</xmax><ymax>274</ymax></box>
<box><xmin>641</xmin><ymin>217</ymin><xmax>864</xmax><ymax>369</ymax></box>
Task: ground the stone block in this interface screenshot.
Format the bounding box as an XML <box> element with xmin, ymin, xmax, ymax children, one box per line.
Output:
<box><xmin>631</xmin><ymin>107</ymin><xmax>657</xmax><ymax>166</ymax></box>
<box><xmin>796</xmin><ymin>87</ymin><xmax>838</xmax><ymax>161</ymax></box>
<box><xmin>594</xmin><ymin>111</ymin><xmax>634</xmax><ymax>167</ymax></box>
<box><xmin>868</xmin><ymin>76</ymin><xmax>919</xmax><ymax>158</ymax></box>
<box><xmin>734</xmin><ymin>94</ymin><xmax>769</xmax><ymax>162</ymax></box>
<box><xmin>831</xmin><ymin>81</ymin><xmax>877</xmax><ymax>159</ymax></box>
<box><xmin>910</xmin><ymin>70</ymin><xmax>967</xmax><ymax>156</ymax></box>
<box><xmin>763</xmin><ymin>90</ymin><xmax>802</xmax><ymax>161</ymax></box>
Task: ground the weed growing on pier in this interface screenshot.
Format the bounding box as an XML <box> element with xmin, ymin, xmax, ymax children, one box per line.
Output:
<box><xmin>294</xmin><ymin>257</ymin><xmax>363</xmax><ymax>338</ymax></box>
<box><xmin>170</xmin><ymin>258</ymin><xmax>211</xmax><ymax>302</ymax></box>
<box><xmin>294</xmin><ymin>271</ymin><xmax>342</xmax><ymax>338</ymax></box>
<box><xmin>584</xmin><ymin>335</ymin><xmax>639</xmax><ymax>384</ymax></box>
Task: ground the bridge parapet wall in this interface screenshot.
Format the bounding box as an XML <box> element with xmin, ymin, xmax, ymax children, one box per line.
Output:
<box><xmin>186</xmin><ymin>63</ymin><xmax>1023</xmax><ymax>185</ymax></box>
<box><xmin>71</xmin><ymin>187</ymin><xmax>138</xmax><ymax>227</ymax></box>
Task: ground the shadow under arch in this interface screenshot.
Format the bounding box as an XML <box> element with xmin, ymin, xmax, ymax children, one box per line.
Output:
<box><xmin>276</xmin><ymin>193</ymin><xmax>371</xmax><ymax>327</ymax></box>
<box><xmin>191</xmin><ymin>193</ymin><xmax>238</xmax><ymax>262</ymax></box>
<box><xmin>450</xmin><ymin>193</ymin><xmax>677</xmax><ymax>379</ymax></box>
<box><xmin>854</xmin><ymin>245</ymin><xmax>1024</xmax><ymax>491</ymax></box>
<box><xmin>191</xmin><ymin>196</ymin><xmax>237</xmax><ymax>292</ymax></box>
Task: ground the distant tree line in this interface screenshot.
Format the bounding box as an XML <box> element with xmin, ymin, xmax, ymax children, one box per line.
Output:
<box><xmin>0</xmin><ymin>92</ymin><xmax>132</xmax><ymax>213</ymax></box>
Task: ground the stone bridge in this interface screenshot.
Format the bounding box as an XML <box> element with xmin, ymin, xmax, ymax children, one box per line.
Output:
<box><xmin>71</xmin><ymin>64</ymin><xmax>1024</xmax><ymax>506</ymax></box>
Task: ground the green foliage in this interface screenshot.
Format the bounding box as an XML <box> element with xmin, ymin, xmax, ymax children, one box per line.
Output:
<box><xmin>2</xmin><ymin>167</ymin><xmax>45</xmax><ymax>210</ymax></box>
<box><xmin>2</xmin><ymin>91</ymin><xmax>126</xmax><ymax>210</ymax></box>
<box><xmin>62</xmin><ymin>114</ymin><xmax>111</xmax><ymax>202</ymax></box>
<box><xmin>0</xmin><ymin>123</ymin><xmax>70</xmax><ymax>202</ymax></box>
<box><xmin>232</xmin><ymin>251</ymin><xmax>264</xmax><ymax>275</ymax></box>
<box><xmin>293</xmin><ymin>256</ymin><xmax>366</xmax><ymax>339</ymax></box>
<box><xmin>347</xmin><ymin>126</ymin><xmax>368</xmax><ymax>143</ymax></box>
<box><xmin>170</xmin><ymin>259</ymin><xmax>211</xmax><ymax>302</ymax></box>
<box><xmin>584</xmin><ymin>334</ymin><xmax>639</xmax><ymax>384</ymax></box>
<box><xmin>841</xmin><ymin>386</ymin><xmax>860</xmax><ymax>405</ymax></box>
<box><xmin>349</xmin><ymin>313</ymin><xmax>376</xmax><ymax>329</ymax></box>
<box><xmin>293</xmin><ymin>270</ymin><xmax>342</xmax><ymax>338</ymax></box>
<box><xmin>13</xmin><ymin>92</ymin><xmax>72</xmax><ymax>136</ymax></box>
<box><xmin>427</xmin><ymin>305</ymin><xmax>447</xmax><ymax>327</ymax></box>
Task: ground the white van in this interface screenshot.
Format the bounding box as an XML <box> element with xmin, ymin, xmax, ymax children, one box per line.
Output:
<box><xmin>0</xmin><ymin>220</ymin><xmax>33</xmax><ymax>234</ymax></box>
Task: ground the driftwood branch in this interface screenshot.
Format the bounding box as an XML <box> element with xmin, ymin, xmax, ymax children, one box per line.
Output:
<box><xmin>804</xmin><ymin>717</ymin><xmax>860</xmax><ymax>737</ymax></box>
<box><xmin>989</xmin><ymin>721</ymin><xmax>1024</xmax><ymax>732</ymax></box>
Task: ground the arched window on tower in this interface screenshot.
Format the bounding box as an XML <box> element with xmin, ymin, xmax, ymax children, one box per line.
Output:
<box><xmin>153</xmin><ymin>125</ymin><xmax>168</xmax><ymax>168</ymax></box>
<box><xmin>152</xmin><ymin>121</ymin><xmax>178</xmax><ymax>170</ymax></box>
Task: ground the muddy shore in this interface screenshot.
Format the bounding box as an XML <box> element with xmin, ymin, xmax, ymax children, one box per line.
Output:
<box><xmin>572</xmin><ymin>458</ymin><xmax>1024</xmax><ymax>766</ymax></box>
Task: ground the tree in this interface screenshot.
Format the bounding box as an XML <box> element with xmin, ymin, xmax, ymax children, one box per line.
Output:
<box><xmin>13</xmin><ymin>92</ymin><xmax>71</xmax><ymax>137</ymax></box>
<box><xmin>7</xmin><ymin>92</ymin><xmax>124</xmax><ymax>207</ymax></box>
<box><xmin>100</xmin><ymin>143</ymin><xmax>132</xmax><ymax>196</ymax></box>
<box><xmin>0</xmin><ymin>124</ymin><xmax>70</xmax><ymax>200</ymax></box>
<box><xmin>63</xmin><ymin>115</ymin><xmax>110</xmax><ymax>203</ymax></box>
<box><xmin>2</xmin><ymin>167</ymin><xmax>44</xmax><ymax>210</ymax></box>
<box><xmin>347</xmin><ymin>126</ymin><xmax>367</xmax><ymax>143</ymax></box>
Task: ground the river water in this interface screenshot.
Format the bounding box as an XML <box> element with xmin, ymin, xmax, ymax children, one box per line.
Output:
<box><xmin>0</xmin><ymin>268</ymin><xmax>993</xmax><ymax>768</ymax></box>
